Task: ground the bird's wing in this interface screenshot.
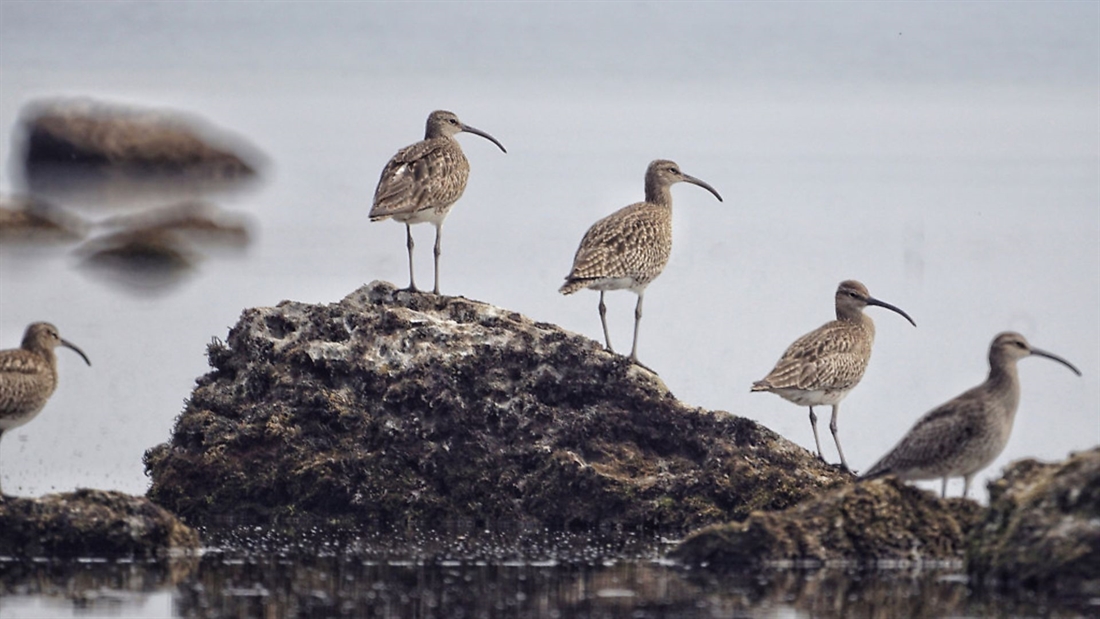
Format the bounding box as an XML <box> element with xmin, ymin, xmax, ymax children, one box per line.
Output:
<box><xmin>0</xmin><ymin>351</ymin><xmax>42</xmax><ymax>376</ymax></box>
<box><xmin>756</xmin><ymin>324</ymin><xmax>868</xmax><ymax>391</ymax></box>
<box><xmin>369</xmin><ymin>139</ymin><xmax>468</xmax><ymax>220</ymax></box>
<box><xmin>863</xmin><ymin>387</ymin><xmax>986</xmax><ymax>477</ymax></box>
<box><xmin>564</xmin><ymin>203</ymin><xmax>667</xmax><ymax>281</ymax></box>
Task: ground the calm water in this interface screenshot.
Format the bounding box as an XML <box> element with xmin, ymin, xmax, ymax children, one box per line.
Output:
<box><xmin>1</xmin><ymin>529</ymin><xmax>1090</xmax><ymax>619</ymax></box>
<box><xmin>0</xmin><ymin>2</ymin><xmax>1097</xmax><ymax>616</ymax></box>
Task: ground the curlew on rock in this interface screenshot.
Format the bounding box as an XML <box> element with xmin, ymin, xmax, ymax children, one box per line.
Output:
<box><xmin>560</xmin><ymin>159</ymin><xmax>723</xmax><ymax>368</ymax></box>
<box><xmin>370</xmin><ymin>110</ymin><xmax>506</xmax><ymax>295</ymax></box>
<box><xmin>751</xmin><ymin>280</ymin><xmax>916</xmax><ymax>472</ymax></box>
<box><xmin>861</xmin><ymin>331</ymin><xmax>1081</xmax><ymax>498</ymax></box>
<box><xmin>0</xmin><ymin>322</ymin><xmax>90</xmax><ymax>497</ymax></box>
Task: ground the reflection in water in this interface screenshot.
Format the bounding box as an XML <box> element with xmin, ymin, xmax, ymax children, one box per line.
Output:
<box><xmin>0</xmin><ymin>531</ymin><xmax>1090</xmax><ymax>619</ymax></box>
<box><xmin>0</xmin><ymin>555</ymin><xmax>197</xmax><ymax>617</ymax></box>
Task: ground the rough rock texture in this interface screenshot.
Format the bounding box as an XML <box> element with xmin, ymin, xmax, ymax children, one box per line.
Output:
<box><xmin>968</xmin><ymin>447</ymin><xmax>1100</xmax><ymax>595</ymax></box>
<box><xmin>20</xmin><ymin>98</ymin><xmax>260</xmax><ymax>181</ymax></box>
<box><xmin>0</xmin><ymin>489</ymin><xmax>200</xmax><ymax>558</ymax></box>
<box><xmin>671</xmin><ymin>477</ymin><xmax>984</xmax><ymax>568</ymax></box>
<box><xmin>145</xmin><ymin>281</ymin><xmax>850</xmax><ymax>532</ymax></box>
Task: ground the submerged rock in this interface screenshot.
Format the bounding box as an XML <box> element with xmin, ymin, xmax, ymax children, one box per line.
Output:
<box><xmin>145</xmin><ymin>281</ymin><xmax>849</xmax><ymax>532</ymax></box>
<box><xmin>671</xmin><ymin>477</ymin><xmax>983</xmax><ymax>568</ymax></box>
<box><xmin>968</xmin><ymin>447</ymin><xmax>1100</xmax><ymax>595</ymax></box>
<box><xmin>0</xmin><ymin>489</ymin><xmax>199</xmax><ymax>558</ymax></box>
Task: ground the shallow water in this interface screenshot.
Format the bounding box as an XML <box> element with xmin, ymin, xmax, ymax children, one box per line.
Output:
<box><xmin>0</xmin><ymin>2</ymin><xmax>1097</xmax><ymax>616</ymax></box>
<box><xmin>0</xmin><ymin>531</ymin><xmax>1090</xmax><ymax>619</ymax></box>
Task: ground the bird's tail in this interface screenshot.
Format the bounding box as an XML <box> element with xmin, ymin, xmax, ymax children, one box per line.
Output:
<box><xmin>857</xmin><ymin>464</ymin><xmax>891</xmax><ymax>482</ymax></box>
<box><xmin>749</xmin><ymin>380</ymin><xmax>772</xmax><ymax>392</ymax></box>
<box><xmin>558</xmin><ymin>279</ymin><xmax>587</xmax><ymax>295</ymax></box>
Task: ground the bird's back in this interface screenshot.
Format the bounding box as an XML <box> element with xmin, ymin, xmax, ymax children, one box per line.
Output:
<box><xmin>370</xmin><ymin>137</ymin><xmax>470</xmax><ymax>221</ymax></box>
<box><xmin>863</xmin><ymin>381</ymin><xmax>1011</xmax><ymax>481</ymax></box>
<box><xmin>561</xmin><ymin>202</ymin><xmax>672</xmax><ymax>294</ymax></box>
<box><xmin>752</xmin><ymin>319</ymin><xmax>874</xmax><ymax>395</ymax></box>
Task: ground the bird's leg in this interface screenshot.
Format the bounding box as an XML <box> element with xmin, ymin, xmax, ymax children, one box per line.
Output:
<box><xmin>941</xmin><ymin>477</ymin><xmax>948</xmax><ymax>499</ymax></box>
<box><xmin>829</xmin><ymin>404</ymin><xmax>851</xmax><ymax>472</ymax></box>
<box><xmin>432</xmin><ymin>222</ymin><xmax>443</xmax><ymax>295</ymax></box>
<box><xmin>404</xmin><ymin>224</ymin><xmax>418</xmax><ymax>292</ymax></box>
<box><xmin>962</xmin><ymin>474</ymin><xmax>973</xmax><ymax>499</ymax></box>
<box><xmin>0</xmin><ymin>429</ymin><xmax>6</xmax><ymax>499</ymax></box>
<box><xmin>808</xmin><ymin>407</ymin><xmax>825</xmax><ymax>462</ymax></box>
<box><xmin>629</xmin><ymin>291</ymin><xmax>644</xmax><ymax>361</ymax></box>
<box><xmin>598</xmin><ymin>291</ymin><xmax>614</xmax><ymax>353</ymax></box>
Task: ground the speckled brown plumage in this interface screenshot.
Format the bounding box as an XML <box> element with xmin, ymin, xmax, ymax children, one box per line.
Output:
<box><xmin>752</xmin><ymin>280</ymin><xmax>916</xmax><ymax>471</ymax></box>
<box><xmin>0</xmin><ymin>322</ymin><xmax>90</xmax><ymax>496</ymax></box>
<box><xmin>862</xmin><ymin>331</ymin><xmax>1080</xmax><ymax>498</ymax></box>
<box><xmin>559</xmin><ymin>201</ymin><xmax>672</xmax><ymax>295</ymax></box>
<box><xmin>369</xmin><ymin>110</ymin><xmax>506</xmax><ymax>295</ymax></box>
<box><xmin>560</xmin><ymin>159</ymin><xmax>723</xmax><ymax>365</ymax></box>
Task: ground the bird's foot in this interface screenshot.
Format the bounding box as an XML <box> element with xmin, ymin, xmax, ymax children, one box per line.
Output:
<box><xmin>628</xmin><ymin>357</ymin><xmax>658</xmax><ymax>375</ymax></box>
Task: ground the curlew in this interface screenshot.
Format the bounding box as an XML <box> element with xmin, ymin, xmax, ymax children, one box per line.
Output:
<box><xmin>0</xmin><ymin>322</ymin><xmax>90</xmax><ymax>497</ymax></box>
<box><xmin>559</xmin><ymin>159</ymin><xmax>723</xmax><ymax>366</ymax></box>
<box><xmin>861</xmin><ymin>331</ymin><xmax>1080</xmax><ymax>498</ymax></box>
<box><xmin>751</xmin><ymin>280</ymin><xmax>916</xmax><ymax>471</ymax></box>
<box><xmin>369</xmin><ymin>110</ymin><xmax>506</xmax><ymax>295</ymax></box>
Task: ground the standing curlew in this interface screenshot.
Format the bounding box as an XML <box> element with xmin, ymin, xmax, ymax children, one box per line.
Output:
<box><xmin>369</xmin><ymin>110</ymin><xmax>506</xmax><ymax>295</ymax></box>
<box><xmin>559</xmin><ymin>159</ymin><xmax>723</xmax><ymax>367</ymax></box>
<box><xmin>861</xmin><ymin>332</ymin><xmax>1080</xmax><ymax>498</ymax></box>
<box><xmin>751</xmin><ymin>280</ymin><xmax>916</xmax><ymax>471</ymax></box>
<box><xmin>0</xmin><ymin>322</ymin><xmax>90</xmax><ymax>497</ymax></box>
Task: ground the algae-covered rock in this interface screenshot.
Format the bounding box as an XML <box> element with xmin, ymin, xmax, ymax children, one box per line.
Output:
<box><xmin>968</xmin><ymin>447</ymin><xmax>1100</xmax><ymax>595</ymax></box>
<box><xmin>0</xmin><ymin>489</ymin><xmax>199</xmax><ymax>558</ymax></box>
<box><xmin>145</xmin><ymin>281</ymin><xmax>849</xmax><ymax>532</ymax></box>
<box><xmin>671</xmin><ymin>477</ymin><xmax>983</xmax><ymax>568</ymax></box>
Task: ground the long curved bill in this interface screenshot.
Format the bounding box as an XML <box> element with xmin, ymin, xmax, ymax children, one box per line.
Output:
<box><xmin>866</xmin><ymin>297</ymin><xmax>917</xmax><ymax>327</ymax></box>
<box><xmin>1030</xmin><ymin>347</ymin><xmax>1082</xmax><ymax>376</ymax></box>
<box><xmin>61</xmin><ymin>338</ymin><xmax>92</xmax><ymax>366</ymax></box>
<box><xmin>683</xmin><ymin>174</ymin><xmax>723</xmax><ymax>202</ymax></box>
<box><xmin>460</xmin><ymin>123</ymin><xmax>507</xmax><ymax>153</ymax></box>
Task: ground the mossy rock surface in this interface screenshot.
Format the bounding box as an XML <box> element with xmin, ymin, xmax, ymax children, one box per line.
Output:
<box><xmin>145</xmin><ymin>281</ymin><xmax>849</xmax><ymax>533</ymax></box>
<box><xmin>0</xmin><ymin>489</ymin><xmax>199</xmax><ymax>558</ymax></box>
<box><xmin>671</xmin><ymin>477</ymin><xmax>983</xmax><ymax>568</ymax></box>
<box><xmin>967</xmin><ymin>446</ymin><xmax>1100</xmax><ymax>595</ymax></box>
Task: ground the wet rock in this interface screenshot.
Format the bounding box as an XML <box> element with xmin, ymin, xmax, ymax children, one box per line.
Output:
<box><xmin>0</xmin><ymin>489</ymin><xmax>200</xmax><ymax>558</ymax></box>
<box><xmin>145</xmin><ymin>281</ymin><xmax>850</xmax><ymax>532</ymax></box>
<box><xmin>671</xmin><ymin>477</ymin><xmax>983</xmax><ymax>568</ymax></box>
<box><xmin>967</xmin><ymin>447</ymin><xmax>1100</xmax><ymax>595</ymax></box>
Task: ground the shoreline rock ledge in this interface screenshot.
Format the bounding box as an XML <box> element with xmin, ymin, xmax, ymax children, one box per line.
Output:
<box><xmin>145</xmin><ymin>280</ymin><xmax>849</xmax><ymax>532</ymax></box>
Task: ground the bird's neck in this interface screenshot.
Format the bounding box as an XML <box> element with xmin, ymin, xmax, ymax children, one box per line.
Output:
<box><xmin>986</xmin><ymin>358</ymin><xmax>1021</xmax><ymax>415</ymax></box>
<box><xmin>644</xmin><ymin>182</ymin><xmax>673</xmax><ymax>207</ymax></box>
<box><xmin>836</xmin><ymin>306</ymin><xmax>871</xmax><ymax>326</ymax></box>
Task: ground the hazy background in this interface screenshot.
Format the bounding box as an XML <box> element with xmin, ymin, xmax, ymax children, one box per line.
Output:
<box><xmin>1</xmin><ymin>1</ymin><xmax>1097</xmax><ymax>501</ymax></box>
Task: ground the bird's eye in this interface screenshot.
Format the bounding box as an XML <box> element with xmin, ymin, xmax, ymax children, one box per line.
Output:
<box><xmin>1014</xmin><ymin>341</ymin><xmax>1027</xmax><ymax>348</ymax></box>
<box><xmin>449</xmin><ymin>118</ymin><xmax>459</xmax><ymax>125</ymax></box>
